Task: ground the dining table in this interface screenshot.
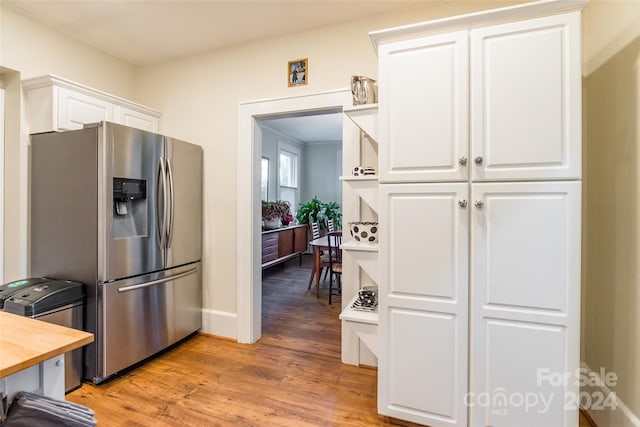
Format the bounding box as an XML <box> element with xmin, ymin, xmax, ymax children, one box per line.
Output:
<box><xmin>307</xmin><ymin>235</ymin><xmax>332</xmax><ymax>298</ymax></box>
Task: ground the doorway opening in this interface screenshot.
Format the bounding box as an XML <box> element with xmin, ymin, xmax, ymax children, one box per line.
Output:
<box><xmin>237</xmin><ymin>90</ymin><xmax>352</xmax><ymax>346</ymax></box>
<box><xmin>257</xmin><ymin>110</ymin><xmax>344</xmax><ymax>357</ymax></box>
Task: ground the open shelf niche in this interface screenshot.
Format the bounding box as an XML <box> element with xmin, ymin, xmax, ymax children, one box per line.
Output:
<box><xmin>340</xmin><ymin>101</ymin><xmax>380</xmax><ymax>360</ymax></box>
<box><xmin>343</xmin><ymin>104</ymin><xmax>378</xmax><ymax>143</ymax></box>
<box><xmin>340</xmin><ymin>176</ymin><xmax>378</xmax><ymax>212</ymax></box>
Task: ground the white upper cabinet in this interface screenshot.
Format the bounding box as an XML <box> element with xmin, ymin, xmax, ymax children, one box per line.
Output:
<box><xmin>113</xmin><ymin>106</ymin><xmax>160</xmax><ymax>133</ymax></box>
<box><xmin>470</xmin><ymin>13</ymin><xmax>581</xmax><ymax>181</ymax></box>
<box><xmin>23</xmin><ymin>75</ymin><xmax>161</xmax><ymax>134</ymax></box>
<box><xmin>378</xmin><ymin>11</ymin><xmax>581</xmax><ymax>183</ymax></box>
<box><xmin>379</xmin><ymin>31</ymin><xmax>469</xmax><ymax>183</ymax></box>
<box><xmin>57</xmin><ymin>87</ymin><xmax>113</xmax><ymax>130</ymax></box>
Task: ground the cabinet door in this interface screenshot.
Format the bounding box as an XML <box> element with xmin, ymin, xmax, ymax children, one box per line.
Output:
<box><xmin>57</xmin><ymin>87</ymin><xmax>113</xmax><ymax>130</ymax></box>
<box><xmin>470</xmin><ymin>181</ymin><xmax>580</xmax><ymax>427</ymax></box>
<box><xmin>293</xmin><ymin>225</ymin><xmax>308</xmax><ymax>254</ymax></box>
<box><xmin>277</xmin><ymin>229</ymin><xmax>294</xmax><ymax>258</ymax></box>
<box><xmin>470</xmin><ymin>12</ymin><xmax>581</xmax><ymax>181</ymax></box>
<box><xmin>379</xmin><ymin>183</ymin><xmax>468</xmax><ymax>427</ymax></box>
<box><xmin>379</xmin><ymin>31</ymin><xmax>469</xmax><ymax>183</ymax></box>
<box><xmin>114</xmin><ymin>106</ymin><xmax>159</xmax><ymax>132</ymax></box>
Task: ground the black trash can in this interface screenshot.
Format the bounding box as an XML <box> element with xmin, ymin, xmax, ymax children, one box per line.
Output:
<box><xmin>3</xmin><ymin>280</ymin><xmax>85</xmax><ymax>393</ymax></box>
<box><xmin>0</xmin><ymin>278</ymin><xmax>50</xmax><ymax>310</ymax></box>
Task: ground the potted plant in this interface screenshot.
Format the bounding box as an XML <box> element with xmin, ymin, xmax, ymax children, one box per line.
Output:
<box><xmin>321</xmin><ymin>201</ymin><xmax>342</xmax><ymax>230</ymax></box>
<box><xmin>279</xmin><ymin>201</ymin><xmax>294</xmax><ymax>226</ymax></box>
<box><xmin>262</xmin><ymin>200</ymin><xmax>292</xmax><ymax>229</ymax></box>
<box><xmin>296</xmin><ymin>196</ymin><xmax>323</xmax><ymax>226</ymax></box>
<box><xmin>296</xmin><ymin>197</ymin><xmax>342</xmax><ymax>230</ymax></box>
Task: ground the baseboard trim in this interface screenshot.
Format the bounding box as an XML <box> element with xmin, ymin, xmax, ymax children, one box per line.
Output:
<box><xmin>202</xmin><ymin>309</ymin><xmax>237</xmax><ymax>340</ymax></box>
<box><xmin>581</xmin><ymin>363</ymin><xmax>640</xmax><ymax>427</ymax></box>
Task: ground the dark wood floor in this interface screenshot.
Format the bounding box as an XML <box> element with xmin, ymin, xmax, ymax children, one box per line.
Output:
<box><xmin>260</xmin><ymin>255</ymin><xmax>343</xmax><ymax>359</ymax></box>
<box><xmin>67</xmin><ymin>256</ymin><xmax>594</xmax><ymax>426</ymax></box>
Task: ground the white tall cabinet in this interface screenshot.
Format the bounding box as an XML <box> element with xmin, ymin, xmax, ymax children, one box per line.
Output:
<box><xmin>372</xmin><ymin>2</ymin><xmax>586</xmax><ymax>426</ymax></box>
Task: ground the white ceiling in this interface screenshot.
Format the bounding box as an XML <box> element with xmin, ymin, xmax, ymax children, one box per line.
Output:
<box><xmin>4</xmin><ymin>0</ymin><xmax>425</xmax><ymax>66</ymax></box>
<box><xmin>261</xmin><ymin>112</ymin><xmax>343</xmax><ymax>144</ymax></box>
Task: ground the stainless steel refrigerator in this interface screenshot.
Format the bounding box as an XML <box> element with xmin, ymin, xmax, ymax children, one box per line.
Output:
<box><xmin>30</xmin><ymin>122</ymin><xmax>202</xmax><ymax>384</ymax></box>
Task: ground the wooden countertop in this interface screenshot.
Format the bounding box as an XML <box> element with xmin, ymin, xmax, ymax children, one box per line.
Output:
<box><xmin>0</xmin><ymin>311</ymin><xmax>94</xmax><ymax>378</ymax></box>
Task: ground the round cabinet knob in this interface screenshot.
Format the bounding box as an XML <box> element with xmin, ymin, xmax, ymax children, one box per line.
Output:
<box><xmin>458</xmin><ymin>157</ymin><xmax>468</xmax><ymax>166</ymax></box>
<box><xmin>474</xmin><ymin>200</ymin><xmax>484</xmax><ymax>209</ymax></box>
<box><xmin>458</xmin><ymin>200</ymin><xmax>468</xmax><ymax>208</ymax></box>
<box><xmin>474</xmin><ymin>156</ymin><xmax>483</xmax><ymax>166</ymax></box>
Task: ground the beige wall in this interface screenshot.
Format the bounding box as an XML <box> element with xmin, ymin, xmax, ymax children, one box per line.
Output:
<box><xmin>0</xmin><ymin>4</ymin><xmax>137</xmax><ymax>97</ymax></box>
<box><xmin>0</xmin><ymin>4</ymin><xmax>137</xmax><ymax>281</ymax></box>
<box><xmin>134</xmin><ymin>1</ymin><xmax>525</xmax><ymax>319</ymax></box>
<box><xmin>582</xmin><ymin>0</ymin><xmax>640</xmax><ymax>418</ymax></box>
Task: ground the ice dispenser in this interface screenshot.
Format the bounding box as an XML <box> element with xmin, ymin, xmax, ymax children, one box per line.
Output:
<box><xmin>113</xmin><ymin>177</ymin><xmax>147</xmax><ymax>239</ymax></box>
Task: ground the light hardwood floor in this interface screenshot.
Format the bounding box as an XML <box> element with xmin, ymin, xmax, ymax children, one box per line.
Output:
<box><xmin>68</xmin><ymin>256</ymin><xmax>594</xmax><ymax>426</ymax></box>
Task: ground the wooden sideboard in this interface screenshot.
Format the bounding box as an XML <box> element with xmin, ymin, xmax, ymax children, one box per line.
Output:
<box><xmin>262</xmin><ymin>224</ymin><xmax>307</xmax><ymax>269</ymax></box>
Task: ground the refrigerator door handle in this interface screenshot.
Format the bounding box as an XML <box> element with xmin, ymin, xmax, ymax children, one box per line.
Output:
<box><xmin>166</xmin><ymin>157</ymin><xmax>175</xmax><ymax>248</ymax></box>
<box><xmin>116</xmin><ymin>266</ymin><xmax>198</xmax><ymax>293</ymax></box>
<box><xmin>156</xmin><ymin>157</ymin><xmax>168</xmax><ymax>249</ymax></box>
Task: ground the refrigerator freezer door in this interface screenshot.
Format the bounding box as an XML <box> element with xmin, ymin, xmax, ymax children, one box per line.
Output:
<box><xmin>99</xmin><ymin>262</ymin><xmax>201</xmax><ymax>381</ymax></box>
<box><xmin>101</xmin><ymin>123</ymin><xmax>165</xmax><ymax>281</ymax></box>
<box><xmin>165</xmin><ymin>138</ymin><xmax>203</xmax><ymax>268</ymax></box>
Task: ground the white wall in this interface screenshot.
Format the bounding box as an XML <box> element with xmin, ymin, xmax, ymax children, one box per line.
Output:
<box><xmin>134</xmin><ymin>2</ymin><xmax>522</xmax><ymax>329</ymax></box>
<box><xmin>302</xmin><ymin>142</ymin><xmax>342</xmax><ymax>206</ymax></box>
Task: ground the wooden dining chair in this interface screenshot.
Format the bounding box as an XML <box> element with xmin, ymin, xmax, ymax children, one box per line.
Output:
<box><xmin>327</xmin><ymin>218</ymin><xmax>335</xmax><ymax>233</ymax></box>
<box><xmin>307</xmin><ymin>221</ymin><xmax>329</xmax><ymax>294</ymax></box>
<box><xmin>310</xmin><ymin>221</ymin><xmax>321</xmax><ymax>240</ymax></box>
<box><xmin>322</xmin><ymin>219</ymin><xmax>335</xmax><ymax>280</ymax></box>
<box><xmin>327</xmin><ymin>231</ymin><xmax>342</xmax><ymax>305</ymax></box>
<box><xmin>310</xmin><ymin>221</ymin><xmax>329</xmax><ymax>278</ymax></box>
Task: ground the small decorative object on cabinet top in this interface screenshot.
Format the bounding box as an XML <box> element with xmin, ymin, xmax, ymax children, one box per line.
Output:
<box><xmin>353</xmin><ymin>166</ymin><xmax>376</xmax><ymax>176</ymax></box>
<box><xmin>349</xmin><ymin>221</ymin><xmax>378</xmax><ymax>243</ymax></box>
<box><xmin>288</xmin><ymin>58</ymin><xmax>308</xmax><ymax>87</ymax></box>
<box><xmin>351</xmin><ymin>75</ymin><xmax>377</xmax><ymax>105</ymax></box>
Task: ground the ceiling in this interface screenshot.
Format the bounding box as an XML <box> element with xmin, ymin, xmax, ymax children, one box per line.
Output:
<box><xmin>4</xmin><ymin>0</ymin><xmax>425</xmax><ymax>66</ymax></box>
<box><xmin>261</xmin><ymin>112</ymin><xmax>343</xmax><ymax>144</ymax></box>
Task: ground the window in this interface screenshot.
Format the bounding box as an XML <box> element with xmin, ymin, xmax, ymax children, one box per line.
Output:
<box><xmin>277</xmin><ymin>141</ymin><xmax>301</xmax><ymax>216</ymax></box>
<box><xmin>261</xmin><ymin>157</ymin><xmax>269</xmax><ymax>201</ymax></box>
<box><xmin>279</xmin><ymin>150</ymin><xmax>298</xmax><ymax>188</ymax></box>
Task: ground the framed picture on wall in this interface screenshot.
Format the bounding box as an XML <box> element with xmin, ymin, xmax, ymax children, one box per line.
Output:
<box><xmin>288</xmin><ymin>58</ymin><xmax>308</xmax><ymax>87</ymax></box>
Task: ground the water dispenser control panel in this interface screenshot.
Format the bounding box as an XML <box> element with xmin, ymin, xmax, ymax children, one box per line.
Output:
<box><xmin>113</xmin><ymin>178</ymin><xmax>146</xmax><ymax>215</ymax></box>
